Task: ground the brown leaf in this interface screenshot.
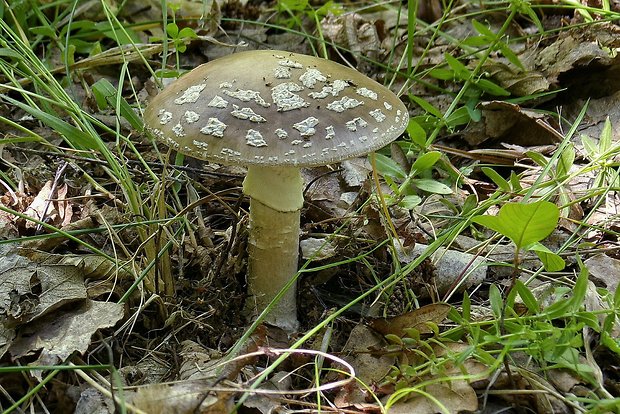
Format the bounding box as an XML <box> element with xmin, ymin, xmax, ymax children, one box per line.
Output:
<box><xmin>9</xmin><ymin>300</ymin><xmax>124</xmax><ymax>379</ymax></box>
<box><xmin>385</xmin><ymin>380</ymin><xmax>478</xmax><ymax>414</ymax></box>
<box><xmin>463</xmin><ymin>101</ymin><xmax>563</xmax><ymax>146</ymax></box>
<box><xmin>368</xmin><ymin>303</ymin><xmax>451</xmax><ymax>337</ymax></box>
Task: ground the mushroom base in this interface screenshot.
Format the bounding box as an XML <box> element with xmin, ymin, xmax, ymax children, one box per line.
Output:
<box><xmin>245</xmin><ymin>197</ymin><xmax>301</xmax><ymax>332</ymax></box>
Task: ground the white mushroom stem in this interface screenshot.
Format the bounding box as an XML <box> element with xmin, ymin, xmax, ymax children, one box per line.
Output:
<box><xmin>243</xmin><ymin>165</ymin><xmax>304</xmax><ymax>332</ymax></box>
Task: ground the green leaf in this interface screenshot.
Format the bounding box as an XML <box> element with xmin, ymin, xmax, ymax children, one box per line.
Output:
<box><xmin>476</xmin><ymin>78</ymin><xmax>511</xmax><ymax>96</ymax></box>
<box><xmin>411</xmin><ymin>151</ymin><xmax>441</xmax><ymax>173</ymax></box>
<box><xmin>398</xmin><ymin>195</ymin><xmax>421</xmax><ymax>209</ymax></box>
<box><xmin>528</xmin><ymin>242</ymin><xmax>566</xmax><ymax>271</ymax></box>
<box><xmin>461</xmin><ymin>35</ymin><xmax>491</xmax><ymax>47</ymax></box>
<box><xmin>462</xmin><ymin>291</ymin><xmax>471</xmax><ymax>322</ymax></box>
<box><xmin>489</xmin><ymin>284</ymin><xmax>503</xmax><ymax>318</ymax></box>
<box><xmin>410</xmin><ymin>95</ymin><xmax>443</xmax><ymax>118</ymax></box>
<box><xmin>373</xmin><ymin>153</ymin><xmax>407</xmax><ymax>180</ymax></box>
<box><xmin>178</xmin><ymin>27</ymin><xmax>198</xmax><ymax>39</ymax></box>
<box><xmin>0</xmin><ymin>48</ymin><xmax>24</xmax><ymax>60</ymax></box>
<box><xmin>166</xmin><ymin>22</ymin><xmax>179</xmax><ymax>38</ymax></box>
<box><xmin>445</xmin><ymin>53</ymin><xmax>471</xmax><ymax>80</ymax></box>
<box><xmin>526</xmin><ymin>150</ymin><xmax>548</xmax><ymax>167</ymax></box>
<box><xmin>580</xmin><ymin>134</ymin><xmax>598</xmax><ymax>159</ymax></box>
<box><xmin>465</xmin><ymin>100</ymin><xmax>482</xmax><ymax>122</ymax></box>
<box><xmin>429</xmin><ymin>68</ymin><xmax>456</xmax><ymax>80</ymax></box>
<box><xmin>514</xmin><ymin>281</ymin><xmax>539</xmax><ymax>313</ymax></box>
<box><xmin>576</xmin><ymin>311</ymin><xmax>600</xmax><ymax>330</ymax></box>
<box><xmin>413</xmin><ymin>178</ymin><xmax>453</xmax><ymax>194</ymax></box>
<box><xmin>29</xmin><ymin>26</ymin><xmax>56</xmax><ymax>38</ymax></box>
<box><xmin>471</xmin><ymin>19</ymin><xmax>496</xmax><ymax>38</ymax></box>
<box><xmin>462</xmin><ymin>194</ymin><xmax>477</xmax><ymax>215</ymax></box>
<box><xmin>544</xmin><ymin>264</ymin><xmax>588</xmax><ymax>319</ymax></box>
<box><xmin>1</xmin><ymin>94</ymin><xmax>98</xmax><ymax>151</ymax></box>
<box><xmin>599</xmin><ymin>117</ymin><xmax>612</xmax><ymax>153</ymax></box>
<box><xmin>472</xmin><ymin>201</ymin><xmax>559</xmax><ymax>250</ymax></box>
<box><xmin>601</xmin><ymin>331</ymin><xmax>620</xmax><ymax>354</ymax></box>
<box><xmin>509</xmin><ymin>172</ymin><xmax>522</xmax><ymax>192</ymax></box>
<box><xmin>481</xmin><ymin>167</ymin><xmax>510</xmax><ymax>192</ymax></box>
<box><xmin>498</xmin><ymin>43</ymin><xmax>525</xmax><ymax>70</ymax></box>
<box><xmin>445</xmin><ymin>106</ymin><xmax>471</xmax><ymax>128</ymax></box>
<box><xmin>91</xmin><ymin>79</ymin><xmax>143</xmax><ymax>131</ymax></box>
<box><xmin>556</xmin><ymin>144</ymin><xmax>575</xmax><ymax>178</ymax></box>
<box><xmin>406</xmin><ymin>119</ymin><xmax>427</xmax><ymax>148</ymax></box>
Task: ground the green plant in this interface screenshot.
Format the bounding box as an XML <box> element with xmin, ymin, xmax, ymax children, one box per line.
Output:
<box><xmin>374</xmin><ymin>148</ymin><xmax>453</xmax><ymax>210</ymax></box>
<box><xmin>149</xmin><ymin>1</ymin><xmax>198</xmax><ymax>74</ymax></box>
<box><xmin>472</xmin><ymin>200</ymin><xmax>565</xmax><ymax>273</ymax></box>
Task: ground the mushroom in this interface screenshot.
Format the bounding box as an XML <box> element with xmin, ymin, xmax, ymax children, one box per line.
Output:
<box><xmin>144</xmin><ymin>50</ymin><xmax>409</xmax><ymax>332</ymax></box>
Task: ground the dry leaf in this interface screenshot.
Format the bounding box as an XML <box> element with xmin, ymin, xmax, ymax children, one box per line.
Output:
<box><xmin>386</xmin><ymin>380</ymin><xmax>478</xmax><ymax>414</ymax></box>
<box><xmin>0</xmin><ymin>247</ymin><xmax>87</xmax><ymax>327</ymax></box>
<box><xmin>23</xmin><ymin>181</ymin><xmax>73</xmax><ymax>229</ymax></box>
<box><xmin>334</xmin><ymin>324</ymin><xmax>395</xmax><ymax>409</ymax></box>
<box><xmin>463</xmin><ymin>101</ymin><xmax>563</xmax><ymax>146</ymax></box>
<box><xmin>368</xmin><ymin>303</ymin><xmax>451</xmax><ymax>337</ymax></box>
<box><xmin>129</xmin><ymin>382</ymin><xmax>235</xmax><ymax>414</ymax></box>
<box><xmin>9</xmin><ymin>300</ymin><xmax>124</xmax><ymax>379</ymax></box>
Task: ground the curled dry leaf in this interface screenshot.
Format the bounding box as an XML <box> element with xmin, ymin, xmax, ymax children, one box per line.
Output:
<box><xmin>321</xmin><ymin>13</ymin><xmax>382</xmax><ymax>69</ymax></box>
<box><xmin>23</xmin><ymin>180</ymin><xmax>73</xmax><ymax>229</ymax></box>
<box><xmin>463</xmin><ymin>101</ymin><xmax>563</xmax><ymax>146</ymax></box>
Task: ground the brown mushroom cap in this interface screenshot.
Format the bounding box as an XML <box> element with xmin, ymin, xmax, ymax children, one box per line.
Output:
<box><xmin>144</xmin><ymin>50</ymin><xmax>408</xmax><ymax>167</ymax></box>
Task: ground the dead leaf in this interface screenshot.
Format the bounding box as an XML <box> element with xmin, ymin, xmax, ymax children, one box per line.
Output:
<box><xmin>242</xmin><ymin>371</ymin><xmax>293</xmax><ymax>414</ymax></box>
<box><xmin>0</xmin><ymin>324</ymin><xmax>14</xmax><ymax>359</ymax></box>
<box><xmin>300</xmin><ymin>237</ymin><xmax>337</xmax><ymax>260</ymax></box>
<box><xmin>341</xmin><ymin>158</ymin><xmax>372</xmax><ymax>187</ymax></box>
<box><xmin>129</xmin><ymin>381</ymin><xmax>235</xmax><ymax>414</ymax></box>
<box><xmin>9</xmin><ymin>300</ymin><xmax>124</xmax><ymax>379</ymax></box>
<box><xmin>321</xmin><ymin>13</ymin><xmax>381</xmax><ymax>71</ymax></box>
<box><xmin>74</xmin><ymin>387</ymin><xmax>115</xmax><ymax>414</ymax></box>
<box><xmin>368</xmin><ymin>303</ymin><xmax>451</xmax><ymax>337</ymax></box>
<box><xmin>23</xmin><ymin>180</ymin><xmax>73</xmax><ymax>229</ymax></box>
<box><xmin>584</xmin><ymin>254</ymin><xmax>620</xmax><ymax>294</ymax></box>
<box><xmin>464</xmin><ymin>101</ymin><xmax>563</xmax><ymax>146</ymax></box>
<box><xmin>334</xmin><ymin>324</ymin><xmax>395</xmax><ymax>409</ymax></box>
<box><xmin>484</xmin><ymin>61</ymin><xmax>550</xmax><ymax>97</ymax></box>
<box><xmin>0</xmin><ymin>248</ymin><xmax>87</xmax><ymax>327</ymax></box>
<box><xmin>385</xmin><ymin>379</ymin><xmax>478</xmax><ymax>414</ymax></box>
<box><xmin>527</xmin><ymin>22</ymin><xmax>620</xmax><ymax>92</ymax></box>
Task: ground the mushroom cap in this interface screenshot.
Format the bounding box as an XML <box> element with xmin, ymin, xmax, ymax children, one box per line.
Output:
<box><xmin>144</xmin><ymin>50</ymin><xmax>408</xmax><ymax>167</ymax></box>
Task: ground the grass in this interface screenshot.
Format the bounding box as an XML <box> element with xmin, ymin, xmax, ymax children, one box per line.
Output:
<box><xmin>1</xmin><ymin>0</ymin><xmax>620</xmax><ymax>412</ymax></box>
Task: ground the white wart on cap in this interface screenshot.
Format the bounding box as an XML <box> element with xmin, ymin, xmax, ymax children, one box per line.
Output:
<box><xmin>144</xmin><ymin>50</ymin><xmax>409</xmax><ymax>166</ymax></box>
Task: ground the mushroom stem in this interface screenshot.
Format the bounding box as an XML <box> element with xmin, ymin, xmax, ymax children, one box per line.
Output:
<box><xmin>243</xmin><ymin>165</ymin><xmax>303</xmax><ymax>332</ymax></box>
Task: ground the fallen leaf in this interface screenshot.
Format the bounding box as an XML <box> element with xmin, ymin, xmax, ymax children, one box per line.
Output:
<box><xmin>0</xmin><ymin>249</ymin><xmax>87</xmax><ymax>327</ymax></box>
<box><xmin>129</xmin><ymin>382</ymin><xmax>235</xmax><ymax>414</ymax></box>
<box><xmin>23</xmin><ymin>181</ymin><xmax>73</xmax><ymax>229</ymax></box>
<box><xmin>584</xmin><ymin>253</ymin><xmax>620</xmax><ymax>294</ymax></box>
<box><xmin>368</xmin><ymin>303</ymin><xmax>451</xmax><ymax>337</ymax></box>
<box><xmin>385</xmin><ymin>379</ymin><xmax>478</xmax><ymax>414</ymax></box>
<box><xmin>9</xmin><ymin>300</ymin><xmax>124</xmax><ymax>379</ymax></box>
<box><xmin>463</xmin><ymin>101</ymin><xmax>563</xmax><ymax>146</ymax></box>
<box><xmin>300</xmin><ymin>237</ymin><xmax>337</xmax><ymax>260</ymax></box>
<box><xmin>334</xmin><ymin>324</ymin><xmax>395</xmax><ymax>409</ymax></box>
